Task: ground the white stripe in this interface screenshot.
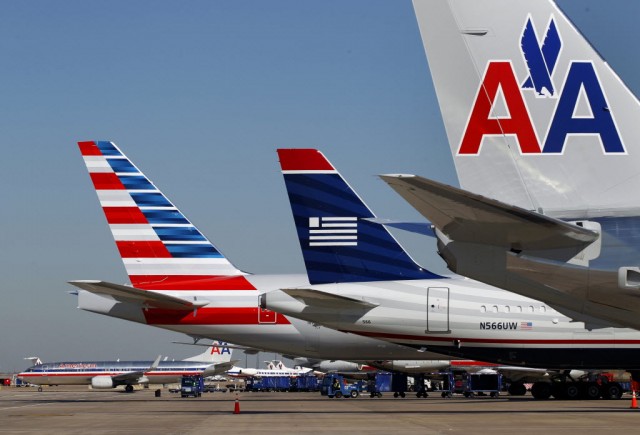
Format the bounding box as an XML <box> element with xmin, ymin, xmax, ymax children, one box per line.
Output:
<box><xmin>124</xmin><ymin>263</ymin><xmax>243</xmax><ymax>276</ymax></box>
<box><xmin>310</xmin><ymin>229</ymin><xmax>357</xmax><ymax>234</ymax></box>
<box><xmin>115</xmin><ymin>172</ymin><xmax>142</xmax><ymax>176</ymax></box>
<box><xmin>322</xmin><ymin>217</ymin><xmax>357</xmax><ymax>221</ymax></box>
<box><xmin>309</xmin><ymin>235</ymin><xmax>357</xmax><ymax>240</ymax></box>
<box><xmin>281</xmin><ymin>170</ymin><xmax>337</xmax><ymax>174</ymax></box>
<box><xmin>321</xmin><ymin>223</ymin><xmax>357</xmax><ymax>228</ymax></box>
<box><xmin>123</xmin><ymin>258</ymin><xmax>231</xmax><ymax>265</ymax></box>
<box><xmin>310</xmin><ymin>242</ymin><xmax>358</xmax><ymax>246</ymax></box>
<box><xmin>162</xmin><ymin>241</ymin><xmax>210</xmax><ymax>245</ymax></box>
<box><xmin>97</xmin><ymin>190</ymin><xmax>136</xmax><ymax>207</ymax></box>
<box><xmin>110</xmin><ymin>225</ymin><xmax>159</xmax><ymax>241</ymax></box>
<box><xmin>84</xmin><ymin>156</ymin><xmax>113</xmax><ymax>173</ymax></box>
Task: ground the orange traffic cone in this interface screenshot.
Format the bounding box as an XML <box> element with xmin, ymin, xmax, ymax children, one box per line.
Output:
<box><xmin>631</xmin><ymin>391</ymin><xmax>638</xmax><ymax>409</ymax></box>
<box><xmin>233</xmin><ymin>394</ymin><xmax>240</xmax><ymax>414</ymax></box>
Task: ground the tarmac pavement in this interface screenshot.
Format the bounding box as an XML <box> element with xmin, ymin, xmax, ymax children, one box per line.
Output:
<box><xmin>0</xmin><ymin>386</ymin><xmax>638</xmax><ymax>434</ymax></box>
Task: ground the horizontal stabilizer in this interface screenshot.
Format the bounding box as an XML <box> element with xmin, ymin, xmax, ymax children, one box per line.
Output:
<box><xmin>68</xmin><ymin>280</ymin><xmax>207</xmax><ymax>310</ymax></box>
<box><xmin>364</xmin><ymin>218</ymin><xmax>435</xmax><ymax>238</ymax></box>
<box><xmin>380</xmin><ymin>174</ymin><xmax>598</xmax><ymax>251</ymax></box>
<box><xmin>282</xmin><ymin>287</ymin><xmax>378</xmax><ymax>310</ymax></box>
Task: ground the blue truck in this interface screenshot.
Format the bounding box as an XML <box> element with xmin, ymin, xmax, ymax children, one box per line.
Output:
<box><xmin>180</xmin><ymin>375</ymin><xmax>204</xmax><ymax>398</ymax></box>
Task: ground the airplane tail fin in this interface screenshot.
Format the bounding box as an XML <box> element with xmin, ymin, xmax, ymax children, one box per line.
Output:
<box><xmin>182</xmin><ymin>341</ymin><xmax>233</xmax><ymax>363</ymax></box>
<box><xmin>77</xmin><ymin>141</ymin><xmax>254</xmax><ymax>291</ymax></box>
<box><xmin>413</xmin><ymin>0</ymin><xmax>640</xmax><ymax>214</ymax></box>
<box><xmin>277</xmin><ymin>149</ymin><xmax>441</xmax><ymax>284</ymax></box>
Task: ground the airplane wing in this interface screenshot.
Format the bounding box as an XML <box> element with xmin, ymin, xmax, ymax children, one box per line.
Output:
<box><xmin>379</xmin><ymin>174</ymin><xmax>598</xmax><ymax>251</ymax></box>
<box><xmin>68</xmin><ymin>280</ymin><xmax>208</xmax><ymax>310</ymax></box>
<box><xmin>202</xmin><ymin>360</ymin><xmax>239</xmax><ymax>377</ymax></box>
<box><xmin>111</xmin><ymin>355</ymin><xmax>162</xmax><ymax>384</ymax></box>
<box><xmin>281</xmin><ymin>288</ymin><xmax>379</xmax><ymax>310</ymax></box>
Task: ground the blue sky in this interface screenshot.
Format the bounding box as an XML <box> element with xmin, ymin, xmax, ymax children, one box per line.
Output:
<box><xmin>1</xmin><ymin>0</ymin><xmax>639</xmax><ymax>372</ymax></box>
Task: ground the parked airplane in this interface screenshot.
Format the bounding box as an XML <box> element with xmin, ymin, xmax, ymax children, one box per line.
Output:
<box><xmin>18</xmin><ymin>343</ymin><xmax>234</xmax><ymax>392</ymax></box>
<box><xmin>384</xmin><ymin>0</ymin><xmax>640</xmax><ymax>331</ymax></box>
<box><xmin>69</xmin><ymin>141</ymin><xmax>450</xmax><ymax>362</ymax></box>
<box><xmin>261</xmin><ymin>149</ymin><xmax>639</xmax><ymax>399</ymax></box>
<box><xmin>226</xmin><ymin>360</ymin><xmax>314</xmax><ymax>378</ymax></box>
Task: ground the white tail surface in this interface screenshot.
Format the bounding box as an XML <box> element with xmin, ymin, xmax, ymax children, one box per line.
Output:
<box><xmin>413</xmin><ymin>0</ymin><xmax>640</xmax><ymax>217</ymax></box>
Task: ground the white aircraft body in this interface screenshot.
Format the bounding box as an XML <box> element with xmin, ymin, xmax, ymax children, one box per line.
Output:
<box><xmin>226</xmin><ymin>360</ymin><xmax>314</xmax><ymax>378</ymax></box>
<box><xmin>383</xmin><ymin>0</ymin><xmax>640</xmax><ymax>331</ymax></box>
<box><xmin>18</xmin><ymin>343</ymin><xmax>233</xmax><ymax>392</ymax></box>
<box><xmin>70</xmin><ymin>141</ymin><xmax>450</xmax><ymax>362</ymax></box>
<box><xmin>262</xmin><ymin>149</ymin><xmax>638</xmax><ymax>399</ymax></box>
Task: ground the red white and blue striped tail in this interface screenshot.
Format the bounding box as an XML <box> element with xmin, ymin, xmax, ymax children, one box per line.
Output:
<box><xmin>78</xmin><ymin>141</ymin><xmax>254</xmax><ymax>291</ymax></box>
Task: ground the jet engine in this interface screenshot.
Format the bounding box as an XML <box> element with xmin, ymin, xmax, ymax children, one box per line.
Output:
<box><xmin>91</xmin><ymin>376</ymin><xmax>114</xmax><ymax>389</ymax></box>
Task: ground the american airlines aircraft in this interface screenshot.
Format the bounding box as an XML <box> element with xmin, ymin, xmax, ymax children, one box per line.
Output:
<box><xmin>380</xmin><ymin>0</ymin><xmax>640</xmax><ymax>331</ymax></box>
<box><xmin>70</xmin><ymin>141</ymin><xmax>449</xmax><ymax>363</ymax></box>
<box><xmin>262</xmin><ymin>149</ymin><xmax>640</xmax><ymax>399</ymax></box>
<box><xmin>18</xmin><ymin>343</ymin><xmax>233</xmax><ymax>392</ymax></box>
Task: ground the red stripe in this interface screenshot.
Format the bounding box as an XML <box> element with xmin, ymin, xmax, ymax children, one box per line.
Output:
<box><xmin>20</xmin><ymin>371</ymin><xmax>204</xmax><ymax>378</ymax></box>
<box><xmin>116</xmin><ymin>241</ymin><xmax>172</xmax><ymax>258</ymax></box>
<box><xmin>143</xmin><ymin>307</ymin><xmax>290</xmax><ymax>325</ymax></box>
<box><xmin>103</xmin><ymin>207</ymin><xmax>148</xmax><ymax>224</ymax></box>
<box><xmin>78</xmin><ymin>141</ymin><xmax>101</xmax><ymax>156</ymax></box>
<box><xmin>277</xmin><ymin>149</ymin><xmax>334</xmax><ymax>171</ymax></box>
<box><xmin>131</xmin><ymin>275</ymin><xmax>256</xmax><ymax>290</ymax></box>
<box><xmin>90</xmin><ymin>173</ymin><xmax>125</xmax><ymax>190</ymax></box>
<box><xmin>450</xmin><ymin>360</ymin><xmax>498</xmax><ymax>367</ymax></box>
<box><xmin>343</xmin><ymin>330</ymin><xmax>640</xmax><ymax>345</ymax></box>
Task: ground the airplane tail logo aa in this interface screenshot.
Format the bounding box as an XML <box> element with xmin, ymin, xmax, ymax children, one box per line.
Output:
<box><xmin>278</xmin><ymin>149</ymin><xmax>441</xmax><ymax>285</ymax></box>
<box><xmin>413</xmin><ymin>0</ymin><xmax>640</xmax><ymax>213</ymax></box>
<box><xmin>182</xmin><ymin>341</ymin><xmax>232</xmax><ymax>363</ymax></box>
<box><xmin>78</xmin><ymin>141</ymin><xmax>254</xmax><ymax>291</ymax></box>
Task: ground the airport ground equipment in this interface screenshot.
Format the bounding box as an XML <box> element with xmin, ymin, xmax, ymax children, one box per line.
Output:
<box><xmin>180</xmin><ymin>375</ymin><xmax>204</xmax><ymax>398</ymax></box>
<box><xmin>464</xmin><ymin>374</ymin><xmax>502</xmax><ymax>398</ymax></box>
<box><xmin>321</xmin><ymin>374</ymin><xmax>359</xmax><ymax>398</ymax></box>
<box><xmin>366</xmin><ymin>372</ymin><xmax>409</xmax><ymax>398</ymax></box>
<box><xmin>291</xmin><ymin>375</ymin><xmax>320</xmax><ymax>392</ymax></box>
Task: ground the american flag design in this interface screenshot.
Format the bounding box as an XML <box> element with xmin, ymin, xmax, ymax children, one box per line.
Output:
<box><xmin>520</xmin><ymin>321</ymin><xmax>533</xmax><ymax>330</ymax></box>
<box><xmin>309</xmin><ymin>217</ymin><xmax>358</xmax><ymax>247</ymax></box>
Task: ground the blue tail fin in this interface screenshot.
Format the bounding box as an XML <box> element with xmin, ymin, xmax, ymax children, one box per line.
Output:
<box><xmin>277</xmin><ymin>149</ymin><xmax>442</xmax><ymax>284</ymax></box>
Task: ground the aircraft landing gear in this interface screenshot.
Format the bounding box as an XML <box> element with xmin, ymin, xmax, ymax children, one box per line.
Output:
<box><xmin>125</xmin><ymin>384</ymin><xmax>134</xmax><ymax>393</ymax></box>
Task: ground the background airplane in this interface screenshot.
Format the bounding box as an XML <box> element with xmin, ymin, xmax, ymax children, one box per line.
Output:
<box><xmin>394</xmin><ymin>0</ymin><xmax>640</xmax><ymax>331</ymax></box>
<box><xmin>18</xmin><ymin>343</ymin><xmax>234</xmax><ymax>392</ymax></box>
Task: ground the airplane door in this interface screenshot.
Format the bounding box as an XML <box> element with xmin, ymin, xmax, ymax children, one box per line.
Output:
<box><xmin>427</xmin><ymin>287</ymin><xmax>450</xmax><ymax>333</ymax></box>
<box><xmin>258</xmin><ymin>307</ymin><xmax>277</xmax><ymax>324</ymax></box>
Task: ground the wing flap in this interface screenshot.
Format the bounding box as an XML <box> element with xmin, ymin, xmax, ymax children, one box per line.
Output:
<box><xmin>281</xmin><ymin>288</ymin><xmax>378</xmax><ymax>310</ymax></box>
<box><xmin>68</xmin><ymin>280</ymin><xmax>207</xmax><ymax>310</ymax></box>
<box><xmin>379</xmin><ymin>174</ymin><xmax>598</xmax><ymax>251</ymax></box>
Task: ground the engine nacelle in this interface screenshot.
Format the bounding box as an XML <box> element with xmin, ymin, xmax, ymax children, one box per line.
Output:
<box><xmin>91</xmin><ymin>376</ymin><xmax>114</xmax><ymax>389</ymax></box>
<box><xmin>316</xmin><ymin>361</ymin><xmax>363</xmax><ymax>372</ymax></box>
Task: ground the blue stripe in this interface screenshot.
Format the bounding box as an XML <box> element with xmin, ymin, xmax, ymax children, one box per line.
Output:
<box><xmin>165</xmin><ymin>244</ymin><xmax>223</xmax><ymax>258</ymax></box>
<box><xmin>120</xmin><ymin>176</ymin><xmax>155</xmax><ymax>190</ymax></box>
<box><xmin>142</xmin><ymin>210</ymin><xmax>189</xmax><ymax>225</ymax></box>
<box><xmin>96</xmin><ymin>141</ymin><xmax>122</xmax><ymax>156</ymax></box>
<box><xmin>108</xmin><ymin>158</ymin><xmax>138</xmax><ymax>173</ymax></box>
<box><xmin>130</xmin><ymin>192</ymin><xmax>173</xmax><ymax>207</ymax></box>
<box><xmin>154</xmin><ymin>227</ymin><xmax>207</xmax><ymax>242</ymax></box>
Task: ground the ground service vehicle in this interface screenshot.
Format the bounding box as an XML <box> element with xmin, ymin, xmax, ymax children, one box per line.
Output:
<box><xmin>321</xmin><ymin>374</ymin><xmax>359</xmax><ymax>399</ymax></box>
<box><xmin>180</xmin><ymin>375</ymin><xmax>204</xmax><ymax>398</ymax></box>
